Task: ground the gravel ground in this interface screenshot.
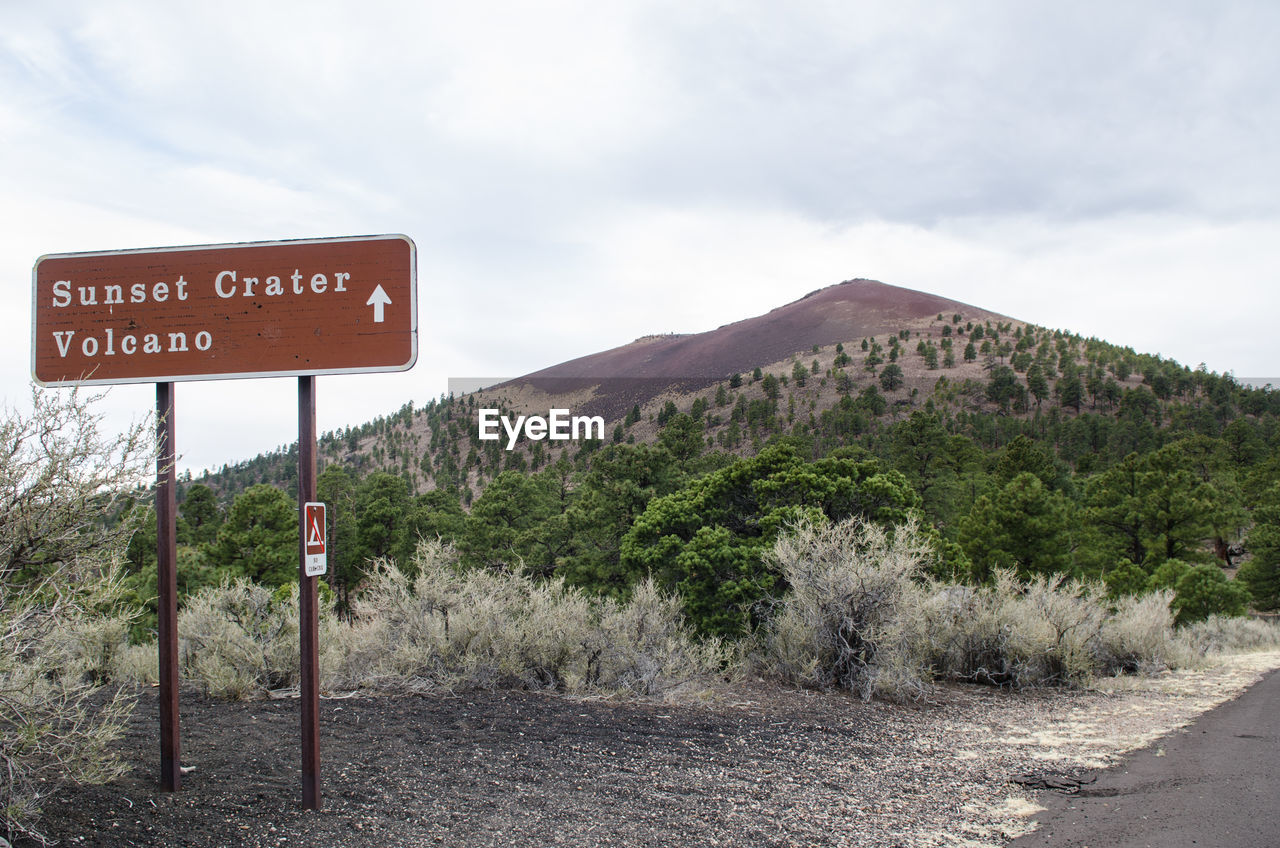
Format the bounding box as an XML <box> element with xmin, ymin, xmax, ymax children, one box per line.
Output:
<box><xmin>21</xmin><ymin>651</ymin><xmax>1280</xmax><ymax>848</ymax></box>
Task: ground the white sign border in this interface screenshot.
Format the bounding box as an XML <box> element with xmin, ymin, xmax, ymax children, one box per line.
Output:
<box><xmin>303</xmin><ymin>501</ymin><xmax>327</xmax><ymax>578</ymax></box>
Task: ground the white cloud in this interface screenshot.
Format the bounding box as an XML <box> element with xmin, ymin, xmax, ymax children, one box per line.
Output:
<box><xmin>564</xmin><ymin>206</ymin><xmax>1280</xmax><ymax>378</ymax></box>
<box><xmin>3</xmin><ymin>0</ymin><xmax>1279</xmax><ymax>473</ymax></box>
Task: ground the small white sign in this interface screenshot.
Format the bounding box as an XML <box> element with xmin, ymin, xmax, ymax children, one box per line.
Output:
<box><xmin>304</xmin><ymin>502</ymin><xmax>327</xmax><ymax>577</ymax></box>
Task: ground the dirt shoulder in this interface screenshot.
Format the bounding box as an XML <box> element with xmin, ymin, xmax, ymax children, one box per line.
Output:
<box><xmin>23</xmin><ymin>652</ymin><xmax>1280</xmax><ymax>848</ymax></box>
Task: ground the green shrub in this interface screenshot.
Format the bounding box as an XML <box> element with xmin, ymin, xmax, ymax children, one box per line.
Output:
<box><xmin>1105</xmin><ymin>562</ymin><xmax>1150</xmax><ymax>598</ymax></box>
<box><xmin>619</xmin><ymin>443</ymin><xmax>925</xmax><ymax>639</ymax></box>
<box><xmin>1146</xmin><ymin>559</ymin><xmax>1192</xmax><ymax>592</ymax></box>
<box><xmin>1237</xmin><ymin>557</ymin><xmax>1280</xmax><ymax>611</ymax></box>
<box><xmin>1143</xmin><ymin>560</ymin><xmax>1250</xmax><ymax>625</ymax></box>
<box><xmin>1171</xmin><ymin>565</ymin><xmax>1250</xmax><ymax>624</ymax></box>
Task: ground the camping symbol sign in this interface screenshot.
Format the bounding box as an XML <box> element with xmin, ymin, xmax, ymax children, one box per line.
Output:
<box><xmin>304</xmin><ymin>502</ymin><xmax>327</xmax><ymax>577</ymax></box>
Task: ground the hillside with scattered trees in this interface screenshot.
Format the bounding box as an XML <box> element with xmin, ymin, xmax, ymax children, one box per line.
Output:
<box><xmin>174</xmin><ymin>280</ymin><xmax>1280</xmax><ymax>634</ymax></box>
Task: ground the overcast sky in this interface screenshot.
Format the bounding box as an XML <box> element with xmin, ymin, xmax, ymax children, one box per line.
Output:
<box><xmin>4</xmin><ymin>1</ymin><xmax>1278</xmax><ymax>474</ymax></box>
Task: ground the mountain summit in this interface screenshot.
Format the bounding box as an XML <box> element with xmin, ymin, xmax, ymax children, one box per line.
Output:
<box><xmin>504</xmin><ymin>278</ymin><xmax>1011</xmax><ymax>419</ymax></box>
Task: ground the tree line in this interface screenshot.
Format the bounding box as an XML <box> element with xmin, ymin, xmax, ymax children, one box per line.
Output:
<box><xmin>130</xmin><ymin>385</ymin><xmax>1280</xmax><ymax>640</ymax></box>
<box><xmin>154</xmin><ymin>320</ymin><xmax>1280</xmax><ymax>639</ymax></box>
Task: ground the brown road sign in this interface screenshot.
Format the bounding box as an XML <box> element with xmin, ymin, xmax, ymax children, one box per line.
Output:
<box><xmin>32</xmin><ymin>234</ymin><xmax>416</xmax><ymax>386</ymax></box>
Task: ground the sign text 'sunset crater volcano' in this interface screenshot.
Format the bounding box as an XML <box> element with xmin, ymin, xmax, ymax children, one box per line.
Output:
<box><xmin>32</xmin><ymin>234</ymin><xmax>416</xmax><ymax>386</ymax></box>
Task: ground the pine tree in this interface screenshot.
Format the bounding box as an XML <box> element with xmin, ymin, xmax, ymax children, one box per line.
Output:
<box><xmin>1026</xmin><ymin>363</ymin><xmax>1049</xmax><ymax>407</ymax></box>
<box><xmin>1056</xmin><ymin>372</ymin><xmax>1084</xmax><ymax>412</ymax></box>
<box><xmin>879</xmin><ymin>363</ymin><xmax>905</xmax><ymax>392</ymax></box>
<box><xmin>1239</xmin><ymin>483</ymin><xmax>1280</xmax><ymax>610</ymax></box>
<box><xmin>205</xmin><ymin>485</ymin><xmax>297</xmax><ymax>587</ymax></box>
<box><xmin>959</xmin><ymin>473</ymin><xmax>1074</xmax><ymax>581</ymax></box>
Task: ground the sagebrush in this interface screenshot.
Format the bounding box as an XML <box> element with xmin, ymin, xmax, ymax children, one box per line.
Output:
<box><xmin>176</xmin><ymin>540</ymin><xmax>722</xmax><ymax>699</ymax></box>
<box><xmin>759</xmin><ymin>515</ymin><xmax>1188</xmax><ymax>701</ymax></box>
<box><xmin>176</xmin><ymin>579</ymin><xmax>316</xmax><ymax>700</ymax></box>
<box><xmin>1174</xmin><ymin>614</ymin><xmax>1280</xmax><ymax>660</ymax></box>
<box><xmin>759</xmin><ymin>515</ymin><xmax>934</xmax><ymax>700</ymax></box>
<box><xmin>171</xmin><ymin>520</ymin><xmax>1274</xmax><ymax>712</ymax></box>
<box><xmin>1</xmin><ymin>389</ymin><xmax>150</xmax><ymax>844</ymax></box>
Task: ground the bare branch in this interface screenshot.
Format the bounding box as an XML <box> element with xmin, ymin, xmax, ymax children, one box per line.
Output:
<box><xmin>1</xmin><ymin>389</ymin><xmax>149</xmax><ymax>842</ymax></box>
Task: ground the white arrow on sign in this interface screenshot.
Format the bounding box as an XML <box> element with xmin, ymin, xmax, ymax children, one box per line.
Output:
<box><xmin>366</xmin><ymin>285</ymin><xmax>392</xmax><ymax>323</ymax></box>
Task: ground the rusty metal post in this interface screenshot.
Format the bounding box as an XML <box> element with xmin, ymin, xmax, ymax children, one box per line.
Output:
<box><xmin>156</xmin><ymin>382</ymin><xmax>181</xmax><ymax>792</ymax></box>
<box><xmin>298</xmin><ymin>376</ymin><xmax>321</xmax><ymax>809</ymax></box>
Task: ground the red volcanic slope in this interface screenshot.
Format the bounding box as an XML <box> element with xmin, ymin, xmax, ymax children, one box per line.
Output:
<box><xmin>502</xmin><ymin>279</ymin><xmax>1012</xmax><ymax>420</ymax></box>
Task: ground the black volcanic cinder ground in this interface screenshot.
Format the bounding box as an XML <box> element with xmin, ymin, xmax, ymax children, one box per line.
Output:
<box><xmin>502</xmin><ymin>279</ymin><xmax>1012</xmax><ymax>421</ymax></box>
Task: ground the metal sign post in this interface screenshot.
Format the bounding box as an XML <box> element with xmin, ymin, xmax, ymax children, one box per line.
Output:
<box><xmin>30</xmin><ymin>234</ymin><xmax>417</xmax><ymax>810</ymax></box>
<box><xmin>155</xmin><ymin>383</ymin><xmax>180</xmax><ymax>792</ymax></box>
<box><xmin>298</xmin><ymin>377</ymin><xmax>320</xmax><ymax>810</ymax></box>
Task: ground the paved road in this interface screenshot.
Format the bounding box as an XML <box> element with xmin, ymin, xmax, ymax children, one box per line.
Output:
<box><xmin>1009</xmin><ymin>666</ymin><xmax>1280</xmax><ymax>848</ymax></box>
